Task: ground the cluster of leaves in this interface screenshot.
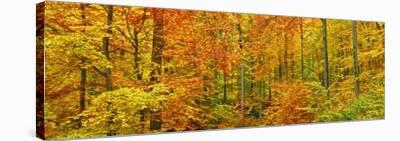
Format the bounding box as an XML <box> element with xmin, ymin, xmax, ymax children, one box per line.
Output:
<box><xmin>264</xmin><ymin>83</ymin><xmax>315</xmax><ymax>125</ymax></box>
<box><xmin>315</xmin><ymin>72</ymin><xmax>384</xmax><ymax>122</ymax></box>
<box><xmin>53</xmin><ymin>87</ymin><xmax>166</xmax><ymax>139</ymax></box>
<box><xmin>207</xmin><ymin>105</ymin><xmax>240</xmax><ymax>128</ymax></box>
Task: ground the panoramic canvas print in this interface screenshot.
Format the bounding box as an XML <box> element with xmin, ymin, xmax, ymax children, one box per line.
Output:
<box><xmin>36</xmin><ymin>1</ymin><xmax>385</xmax><ymax>140</ymax></box>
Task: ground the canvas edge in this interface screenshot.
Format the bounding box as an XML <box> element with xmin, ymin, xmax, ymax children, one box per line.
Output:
<box><xmin>36</xmin><ymin>1</ymin><xmax>46</xmax><ymax>140</ymax></box>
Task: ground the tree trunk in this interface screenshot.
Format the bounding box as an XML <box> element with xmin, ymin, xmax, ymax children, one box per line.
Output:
<box><xmin>78</xmin><ymin>4</ymin><xmax>87</xmax><ymax>128</ymax></box>
<box><xmin>79</xmin><ymin>69</ymin><xmax>86</xmax><ymax>112</ymax></box>
<box><xmin>107</xmin><ymin>101</ymin><xmax>116</xmax><ymax>136</ymax></box>
<box><xmin>237</xmin><ymin>18</ymin><xmax>245</xmax><ymax>117</ymax></box>
<box><xmin>103</xmin><ymin>5</ymin><xmax>113</xmax><ymax>91</ymax></box>
<box><xmin>129</xmin><ymin>9</ymin><xmax>147</xmax><ymax>80</ymax></box>
<box><xmin>268</xmin><ymin>84</ymin><xmax>272</xmax><ymax>102</ymax></box>
<box><xmin>103</xmin><ymin>5</ymin><xmax>115</xmax><ymax>136</ymax></box>
<box><xmin>284</xmin><ymin>34</ymin><xmax>289</xmax><ymax>80</ymax></box>
<box><xmin>321</xmin><ymin>19</ymin><xmax>329</xmax><ymax>97</ymax></box>
<box><xmin>278</xmin><ymin>55</ymin><xmax>282</xmax><ymax>80</ymax></box>
<box><xmin>223</xmin><ymin>73</ymin><xmax>227</xmax><ymax>104</ymax></box>
<box><xmin>133</xmin><ymin>31</ymin><xmax>142</xmax><ymax>80</ymax></box>
<box><xmin>300</xmin><ymin>18</ymin><xmax>305</xmax><ymax>80</ymax></box>
<box><xmin>150</xmin><ymin>9</ymin><xmax>165</xmax><ymax>131</ymax></box>
<box><xmin>259</xmin><ymin>81</ymin><xmax>263</xmax><ymax>98</ymax></box>
<box><xmin>352</xmin><ymin>21</ymin><xmax>360</xmax><ymax>97</ymax></box>
<box><xmin>150</xmin><ymin>9</ymin><xmax>165</xmax><ymax>83</ymax></box>
<box><xmin>240</xmin><ymin>63</ymin><xmax>245</xmax><ymax>113</ymax></box>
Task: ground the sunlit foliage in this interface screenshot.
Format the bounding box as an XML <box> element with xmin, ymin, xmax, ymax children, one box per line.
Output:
<box><xmin>38</xmin><ymin>1</ymin><xmax>384</xmax><ymax>140</ymax></box>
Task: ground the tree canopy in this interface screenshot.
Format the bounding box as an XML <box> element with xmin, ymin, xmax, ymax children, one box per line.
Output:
<box><xmin>38</xmin><ymin>1</ymin><xmax>384</xmax><ymax>140</ymax></box>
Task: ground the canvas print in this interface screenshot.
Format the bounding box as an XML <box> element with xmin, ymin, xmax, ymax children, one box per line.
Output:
<box><xmin>36</xmin><ymin>1</ymin><xmax>385</xmax><ymax>140</ymax></box>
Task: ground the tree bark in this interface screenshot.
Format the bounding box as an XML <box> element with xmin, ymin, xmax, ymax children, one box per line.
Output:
<box><xmin>352</xmin><ymin>21</ymin><xmax>360</xmax><ymax>97</ymax></box>
<box><xmin>240</xmin><ymin>63</ymin><xmax>245</xmax><ymax>112</ymax></box>
<box><xmin>150</xmin><ymin>9</ymin><xmax>165</xmax><ymax>83</ymax></box>
<box><xmin>321</xmin><ymin>19</ymin><xmax>329</xmax><ymax>96</ymax></box>
<box><xmin>268</xmin><ymin>84</ymin><xmax>272</xmax><ymax>102</ymax></box>
<box><xmin>278</xmin><ymin>55</ymin><xmax>282</xmax><ymax>80</ymax></box>
<box><xmin>237</xmin><ymin>17</ymin><xmax>245</xmax><ymax>116</ymax></box>
<box><xmin>103</xmin><ymin>5</ymin><xmax>115</xmax><ymax>136</ymax></box>
<box><xmin>284</xmin><ymin>34</ymin><xmax>289</xmax><ymax>80</ymax></box>
<box><xmin>223</xmin><ymin>73</ymin><xmax>227</xmax><ymax>104</ymax></box>
<box><xmin>133</xmin><ymin>32</ymin><xmax>142</xmax><ymax>80</ymax></box>
<box><xmin>150</xmin><ymin>9</ymin><xmax>165</xmax><ymax>131</ymax></box>
<box><xmin>300</xmin><ymin>18</ymin><xmax>305</xmax><ymax>80</ymax></box>
<box><xmin>79</xmin><ymin>69</ymin><xmax>86</xmax><ymax>111</ymax></box>
<box><xmin>132</xmin><ymin>8</ymin><xmax>146</xmax><ymax>80</ymax></box>
<box><xmin>103</xmin><ymin>5</ymin><xmax>113</xmax><ymax>91</ymax></box>
<box><xmin>78</xmin><ymin>4</ymin><xmax>87</xmax><ymax>128</ymax></box>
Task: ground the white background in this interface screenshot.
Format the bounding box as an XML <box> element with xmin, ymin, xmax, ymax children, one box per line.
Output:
<box><xmin>0</xmin><ymin>0</ymin><xmax>398</xmax><ymax>140</ymax></box>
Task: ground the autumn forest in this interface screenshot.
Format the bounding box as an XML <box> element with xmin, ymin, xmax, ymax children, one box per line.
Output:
<box><xmin>36</xmin><ymin>1</ymin><xmax>385</xmax><ymax>140</ymax></box>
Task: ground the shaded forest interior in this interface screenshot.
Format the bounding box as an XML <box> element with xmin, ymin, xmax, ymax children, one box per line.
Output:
<box><xmin>39</xmin><ymin>2</ymin><xmax>384</xmax><ymax>139</ymax></box>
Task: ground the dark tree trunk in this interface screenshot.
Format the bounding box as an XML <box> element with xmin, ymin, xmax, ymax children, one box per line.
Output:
<box><xmin>79</xmin><ymin>69</ymin><xmax>86</xmax><ymax>112</ymax></box>
<box><xmin>278</xmin><ymin>55</ymin><xmax>282</xmax><ymax>80</ymax></box>
<box><xmin>133</xmin><ymin>31</ymin><xmax>142</xmax><ymax>80</ymax></box>
<box><xmin>268</xmin><ymin>85</ymin><xmax>272</xmax><ymax>102</ymax></box>
<box><xmin>259</xmin><ymin>81</ymin><xmax>263</xmax><ymax>98</ymax></box>
<box><xmin>103</xmin><ymin>5</ymin><xmax>113</xmax><ymax>91</ymax></box>
<box><xmin>133</xmin><ymin>9</ymin><xmax>146</xmax><ymax>80</ymax></box>
<box><xmin>321</xmin><ymin>19</ymin><xmax>330</xmax><ymax>97</ymax></box>
<box><xmin>103</xmin><ymin>5</ymin><xmax>115</xmax><ymax>136</ymax></box>
<box><xmin>125</xmin><ymin>8</ymin><xmax>147</xmax><ymax>80</ymax></box>
<box><xmin>79</xmin><ymin>4</ymin><xmax>87</xmax><ymax>108</ymax></box>
<box><xmin>107</xmin><ymin>101</ymin><xmax>116</xmax><ymax>136</ymax></box>
<box><xmin>352</xmin><ymin>21</ymin><xmax>360</xmax><ymax>97</ymax></box>
<box><xmin>78</xmin><ymin>4</ymin><xmax>87</xmax><ymax>128</ymax></box>
<box><xmin>240</xmin><ymin>63</ymin><xmax>245</xmax><ymax>112</ymax></box>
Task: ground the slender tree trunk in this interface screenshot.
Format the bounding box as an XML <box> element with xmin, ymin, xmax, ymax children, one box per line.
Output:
<box><xmin>230</xmin><ymin>77</ymin><xmax>234</xmax><ymax>93</ymax></box>
<box><xmin>263</xmin><ymin>81</ymin><xmax>265</xmax><ymax>98</ymax></box>
<box><xmin>103</xmin><ymin>5</ymin><xmax>113</xmax><ymax>91</ymax></box>
<box><xmin>240</xmin><ymin>63</ymin><xmax>245</xmax><ymax>113</ymax></box>
<box><xmin>133</xmin><ymin>32</ymin><xmax>142</xmax><ymax>80</ymax></box>
<box><xmin>132</xmin><ymin>9</ymin><xmax>146</xmax><ymax>80</ymax></box>
<box><xmin>259</xmin><ymin>81</ymin><xmax>263</xmax><ymax>98</ymax></box>
<box><xmin>249</xmin><ymin>77</ymin><xmax>254</xmax><ymax>95</ymax></box>
<box><xmin>103</xmin><ymin>5</ymin><xmax>115</xmax><ymax>136</ymax></box>
<box><xmin>79</xmin><ymin>69</ymin><xmax>86</xmax><ymax>112</ymax></box>
<box><xmin>78</xmin><ymin>4</ymin><xmax>87</xmax><ymax>128</ymax></box>
<box><xmin>290</xmin><ymin>53</ymin><xmax>296</xmax><ymax>79</ymax></box>
<box><xmin>352</xmin><ymin>21</ymin><xmax>360</xmax><ymax>97</ymax></box>
<box><xmin>107</xmin><ymin>101</ymin><xmax>116</xmax><ymax>136</ymax></box>
<box><xmin>223</xmin><ymin>73</ymin><xmax>227</xmax><ymax>104</ymax></box>
<box><xmin>300</xmin><ymin>18</ymin><xmax>305</xmax><ymax>80</ymax></box>
<box><xmin>321</xmin><ymin>19</ymin><xmax>329</xmax><ymax>97</ymax></box>
<box><xmin>237</xmin><ymin>68</ymin><xmax>240</xmax><ymax>100</ymax></box>
<box><xmin>284</xmin><ymin>34</ymin><xmax>289</xmax><ymax>80</ymax></box>
<box><xmin>278</xmin><ymin>55</ymin><xmax>282</xmax><ymax>80</ymax></box>
<box><xmin>237</xmin><ymin>18</ymin><xmax>245</xmax><ymax>117</ymax></box>
<box><xmin>268</xmin><ymin>84</ymin><xmax>272</xmax><ymax>102</ymax></box>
